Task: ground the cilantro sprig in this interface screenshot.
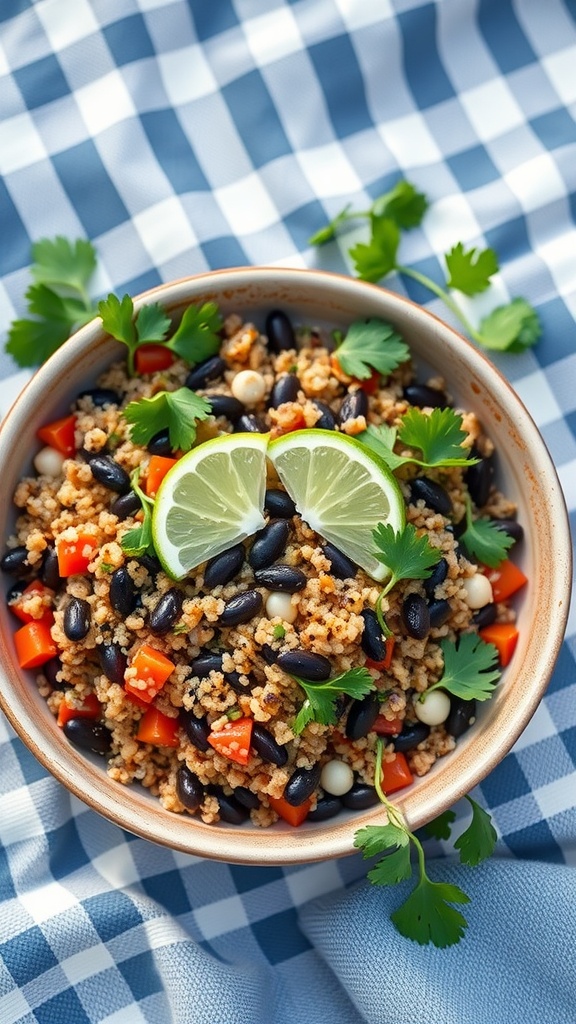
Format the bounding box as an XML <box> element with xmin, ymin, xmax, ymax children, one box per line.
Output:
<box><xmin>333</xmin><ymin>318</ymin><xmax>410</xmax><ymax>380</ymax></box>
<box><xmin>310</xmin><ymin>178</ymin><xmax>541</xmax><ymax>353</ymax></box>
<box><xmin>459</xmin><ymin>495</ymin><xmax>515</xmax><ymax>568</ymax></box>
<box><xmin>426</xmin><ymin>633</ymin><xmax>501</xmax><ymax>702</ymax></box>
<box><xmin>6</xmin><ymin>238</ymin><xmax>100</xmax><ymax>366</ymax></box>
<box><xmin>372</xmin><ymin>522</ymin><xmax>442</xmax><ymax>635</ymax></box>
<box><xmin>124</xmin><ymin>388</ymin><xmax>211</xmax><ymax>452</ymax></box>
<box><xmin>291</xmin><ymin>667</ymin><xmax>375</xmax><ymax>734</ymax></box>
<box><xmin>358</xmin><ymin>407</ymin><xmax>479</xmax><ymax>471</ymax></box>
<box><xmin>119</xmin><ymin>468</ymin><xmax>156</xmax><ymax>558</ymax></box>
<box><xmin>354</xmin><ymin>741</ymin><xmax>497</xmax><ymax>947</ymax></box>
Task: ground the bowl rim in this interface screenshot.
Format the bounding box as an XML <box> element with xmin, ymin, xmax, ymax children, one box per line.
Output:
<box><xmin>0</xmin><ymin>266</ymin><xmax>572</xmax><ymax>863</ymax></box>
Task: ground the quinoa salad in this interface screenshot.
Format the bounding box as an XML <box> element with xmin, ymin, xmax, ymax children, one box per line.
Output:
<box><xmin>1</xmin><ymin>303</ymin><xmax>526</xmax><ymax>829</ymax></box>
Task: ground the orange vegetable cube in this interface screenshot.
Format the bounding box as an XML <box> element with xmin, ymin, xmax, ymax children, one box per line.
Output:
<box><xmin>124</xmin><ymin>643</ymin><xmax>176</xmax><ymax>703</ymax></box>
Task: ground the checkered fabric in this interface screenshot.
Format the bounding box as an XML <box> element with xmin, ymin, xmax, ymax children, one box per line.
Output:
<box><xmin>0</xmin><ymin>2</ymin><xmax>575</xmax><ymax>1022</ymax></box>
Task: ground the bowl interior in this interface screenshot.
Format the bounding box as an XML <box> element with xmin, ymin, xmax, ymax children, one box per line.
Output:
<box><xmin>0</xmin><ymin>267</ymin><xmax>571</xmax><ymax>864</ymax></box>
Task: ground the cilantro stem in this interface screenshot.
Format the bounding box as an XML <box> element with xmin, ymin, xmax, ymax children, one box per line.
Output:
<box><xmin>373</xmin><ymin>739</ymin><xmax>405</xmax><ymax>830</ymax></box>
<box><xmin>397</xmin><ymin>264</ymin><xmax>479</xmax><ymax>341</ymax></box>
<box><xmin>375</xmin><ymin>589</ymin><xmax>394</xmax><ymax>638</ymax></box>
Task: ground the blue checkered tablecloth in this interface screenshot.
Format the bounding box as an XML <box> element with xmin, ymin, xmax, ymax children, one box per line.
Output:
<box><xmin>0</xmin><ymin>3</ymin><xmax>575</xmax><ymax>1022</ymax></box>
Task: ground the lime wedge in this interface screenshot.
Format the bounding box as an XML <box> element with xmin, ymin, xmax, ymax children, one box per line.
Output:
<box><xmin>152</xmin><ymin>433</ymin><xmax>268</xmax><ymax>579</ymax></box>
<box><xmin>268</xmin><ymin>429</ymin><xmax>405</xmax><ymax>582</ymax></box>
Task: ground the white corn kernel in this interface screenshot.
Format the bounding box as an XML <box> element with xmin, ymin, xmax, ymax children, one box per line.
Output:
<box><xmin>320</xmin><ymin>759</ymin><xmax>355</xmax><ymax>796</ymax></box>
<box><xmin>231</xmin><ymin>370</ymin><xmax>267</xmax><ymax>405</ymax></box>
<box><xmin>265</xmin><ymin>591</ymin><xmax>298</xmax><ymax>623</ymax></box>
<box><xmin>462</xmin><ymin>574</ymin><xmax>493</xmax><ymax>609</ymax></box>
<box><xmin>33</xmin><ymin>446</ymin><xmax>66</xmax><ymax>477</ymax></box>
<box><xmin>414</xmin><ymin>689</ymin><xmax>451</xmax><ymax>726</ymax></box>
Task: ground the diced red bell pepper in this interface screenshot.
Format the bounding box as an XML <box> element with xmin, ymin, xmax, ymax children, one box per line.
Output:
<box><xmin>381</xmin><ymin>751</ymin><xmax>414</xmax><ymax>794</ymax></box>
<box><xmin>484</xmin><ymin>560</ymin><xmax>528</xmax><ymax>603</ymax></box>
<box><xmin>37</xmin><ymin>414</ymin><xmax>77</xmax><ymax>457</ymax></box>
<box><xmin>365</xmin><ymin>637</ymin><xmax>395</xmax><ymax>672</ymax></box>
<box><xmin>479</xmin><ymin>623</ymin><xmax>519</xmax><ymax>667</ymax></box>
<box><xmin>269</xmin><ymin>794</ymin><xmax>312</xmax><ymax>826</ymax></box>
<box><xmin>358</xmin><ymin>369</ymin><xmax>381</xmax><ymax>394</ymax></box>
<box><xmin>57</xmin><ymin>692</ymin><xmax>101</xmax><ymax>727</ymax></box>
<box><xmin>145</xmin><ymin>455</ymin><xmax>177</xmax><ymax>496</ymax></box>
<box><xmin>207</xmin><ymin>716</ymin><xmax>253</xmax><ymax>766</ymax></box>
<box><xmin>373</xmin><ymin>715</ymin><xmax>403</xmax><ymax>736</ymax></box>
<box><xmin>9</xmin><ymin>580</ymin><xmax>54</xmax><ymax>625</ymax></box>
<box><xmin>136</xmin><ymin>706</ymin><xmax>180</xmax><ymax>747</ymax></box>
<box><xmin>14</xmin><ymin>620</ymin><xmax>58</xmax><ymax>669</ymax></box>
<box><xmin>56</xmin><ymin>532</ymin><xmax>98</xmax><ymax>577</ymax></box>
<box><xmin>134</xmin><ymin>345</ymin><xmax>175</xmax><ymax>375</ymax></box>
<box><xmin>124</xmin><ymin>643</ymin><xmax>176</xmax><ymax>703</ymax></box>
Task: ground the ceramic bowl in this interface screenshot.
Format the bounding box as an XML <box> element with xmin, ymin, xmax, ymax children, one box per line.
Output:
<box><xmin>0</xmin><ymin>268</ymin><xmax>571</xmax><ymax>863</ymax></box>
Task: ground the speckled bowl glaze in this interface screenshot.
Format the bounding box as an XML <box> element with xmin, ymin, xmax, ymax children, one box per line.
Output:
<box><xmin>0</xmin><ymin>268</ymin><xmax>571</xmax><ymax>864</ymax></box>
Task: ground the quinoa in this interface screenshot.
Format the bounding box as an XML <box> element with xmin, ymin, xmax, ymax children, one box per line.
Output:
<box><xmin>3</xmin><ymin>307</ymin><xmax>523</xmax><ymax>828</ymax></box>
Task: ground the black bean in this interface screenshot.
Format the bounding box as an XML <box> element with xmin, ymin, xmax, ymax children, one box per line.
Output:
<box><xmin>109</xmin><ymin>567</ymin><xmax>138</xmax><ymax>617</ymax></box>
<box><xmin>234</xmin><ymin>786</ymin><xmax>260</xmax><ymax>810</ymax></box>
<box><xmin>219</xmin><ymin>589</ymin><xmax>263</xmax><ymax>627</ymax></box>
<box><xmin>427</xmin><ymin>598</ymin><xmax>451</xmax><ymax>629</ymax></box>
<box><xmin>254</xmin><ymin>565</ymin><xmax>307</xmax><ymax>593</ymax></box>
<box><xmin>79</xmin><ymin>445</ymin><xmax>108</xmax><ymax>463</ymax></box>
<box><xmin>392</xmin><ymin>721</ymin><xmax>430</xmax><ymax>753</ymax></box>
<box><xmin>312</xmin><ymin>401</ymin><xmax>337</xmax><ymax>431</ymax></box>
<box><xmin>138</xmin><ymin>553</ymin><xmax>162</xmax><ymax>577</ymax></box>
<box><xmin>269</xmin><ymin>374</ymin><xmax>300</xmax><ymax>408</ymax></box>
<box><xmin>63</xmin><ymin>597</ymin><xmax>91</xmax><ymax>642</ymax></box>
<box><xmin>185</xmin><ymin>356</ymin><xmax>226</xmax><ymax>390</ymax></box>
<box><xmin>323</xmin><ymin>542</ymin><xmax>358</xmax><ymax>580</ymax></box>
<box><xmin>342</xmin><ymin>783</ymin><xmax>379</xmax><ymax>810</ymax></box>
<box><xmin>403</xmin><ymin>383</ymin><xmax>447</xmax><ymax>408</ymax></box>
<box><xmin>264</xmin><ymin>489</ymin><xmax>296</xmax><ymax>519</ymax></box>
<box><xmin>423</xmin><ymin>557</ymin><xmax>448</xmax><ymax>596</ymax></box>
<box><xmin>89</xmin><ymin>455</ymin><xmax>131</xmax><ymax>494</ymax></box>
<box><xmin>1</xmin><ymin>546</ymin><xmax>29</xmax><ymax>575</ymax></box>
<box><xmin>410</xmin><ymin>476</ymin><xmax>453</xmax><ymax>516</ymax></box>
<box><xmin>466</xmin><ymin>453</ymin><xmax>494</xmax><ymax>508</ymax></box>
<box><xmin>97</xmin><ymin>642</ymin><xmax>128</xmax><ymax>684</ymax></box>
<box><xmin>176</xmin><ymin>765</ymin><xmax>204</xmax><ymax>811</ymax></box>
<box><xmin>110</xmin><ymin>490</ymin><xmax>142</xmax><ymax>520</ymax></box>
<box><xmin>339</xmin><ymin>389</ymin><xmax>368</xmax><ymax>425</ymax></box>
<box><xmin>260</xmin><ymin>644</ymin><xmax>278</xmax><ymax>665</ymax></box>
<box><xmin>203</xmin><ymin>544</ymin><xmax>245</xmax><ymax>589</ymax></box>
<box><xmin>225</xmin><ymin>670</ymin><xmax>252</xmax><ymax>694</ymax></box>
<box><xmin>283</xmin><ymin>762</ymin><xmax>322</xmax><ymax>807</ymax></box>
<box><xmin>276</xmin><ymin>649</ymin><xmax>332</xmax><ymax>681</ymax></box>
<box><xmin>63</xmin><ymin>718</ymin><xmax>111</xmax><ymax>756</ymax></box>
<box><xmin>211</xmin><ymin>788</ymin><xmax>250</xmax><ymax>825</ymax></box>
<box><xmin>472</xmin><ymin>603</ymin><xmax>497</xmax><ymax>629</ymax></box>
<box><xmin>179</xmin><ymin>710</ymin><xmax>211</xmax><ymax>752</ymax></box>
<box><xmin>345</xmin><ymin>691</ymin><xmax>381</xmax><ymax>740</ymax></box>
<box><xmin>251</xmin><ymin>723</ymin><xmax>288</xmax><ymax>766</ymax></box>
<box><xmin>235</xmin><ymin>413</ymin><xmax>268</xmax><ymax>433</ymax></box>
<box><xmin>446</xmin><ymin>698</ymin><xmax>477</xmax><ymax>739</ymax></box>
<box><xmin>492</xmin><ymin>518</ymin><xmax>524</xmax><ymax>546</ymax></box>
<box><xmin>248</xmin><ymin>520</ymin><xmax>289</xmax><ymax>570</ymax></box>
<box><xmin>77</xmin><ymin>388</ymin><xmax>122</xmax><ymax>407</ymax></box>
<box><xmin>41</xmin><ymin>547</ymin><xmax>61</xmax><ymax>590</ymax></box>
<box><xmin>402</xmin><ymin>593</ymin><xmax>430</xmax><ymax>640</ymax></box>
<box><xmin>149</xmin><ymin>588</ymin><xmax>184</xmax><ymax>635</ymax></box>
<box><xmin>42</xmin><ymin>656</ymin><xmax>62</xmax><ymax>688</ymax></box>
<box><xmin>207</xmin><ymin>394</ymin><xmax>245</xmax><ymax>422</ymax></box>
<box><xmin>6</xmin><ymin>579</ymin><xmax>27</xmax><ymax>605</ymax></box>
<box><xmin>191</xmin><ymin>650</ymin><xmax>224</xmax><ymax>677</ymax></box>
<box><xmin>307</xmin><ymin>796</ymin><xmax>343</xmax><ymax>822</ymax></box>
<box><xmin>147</xmin><ymin>429</ymin><xmax>172</xmax><ymax>456</ymax></box>
<box><xmin>360</xmin><ymin>608</ymin><xmax>386</xmax><ymax>662</ymax></box>
<box><xmin>265</xmin><ymin>309</ymin><xmax>296</xmax><ymax>353</ymax></box>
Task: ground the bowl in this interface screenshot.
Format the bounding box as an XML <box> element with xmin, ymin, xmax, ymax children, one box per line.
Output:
<box><xmin>0</xmin><ymin>267</ymin><xmax>571</xmax><ymax>864</ymax></box>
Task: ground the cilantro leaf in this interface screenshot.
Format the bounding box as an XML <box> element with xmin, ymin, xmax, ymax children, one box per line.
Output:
<box><xmin>134</xmin><ymin>303</ymin><xmax>171</xmax><ymax>344</ymax></box>
<box><xmin>350</xmin><ymin>215</ymin><xmax>400</xmax><ymax>283</ymax></box>
<box><xmin>423</xmin><ymin>809</ymin><xmax>456</xmax><ymax>841</ymax></box>
<box><xmin>30</xmin><ymin>237</ymin><xmax>97</xmax><ymax>296</ymax></box>
<box><xmin>460</xmin><ymin>497</ymin><xmax>514</xmax><ymax>567</ymax></box>
<box><xmin>454</xmin><ymin>796</ymin><xmax>497</xmax><ymax>867</ymax></box>
<box><xmin>373</xmin><ymin>522</ymin><xmax>442</xmax><ymax>595</ymax></box>
<box><xmin>391</xmin><ymin>877</ymin><xmax>470</xmax><ymax>948</ymax></box>
<box><xmin>166</xmin><ymin>301</ymin><xmax>223</xmax><ymax>364</ymax></box>
<box><xmin>427</xmin><ymin>634</ymin><xmax>501</xmax><ymax>702</ymax></box>
<box><xmin>291</xmin><ymin>667</ymin><xmax>375</xmax><ymax>734</ymax></box>
<box><xmin>123</xmin><ymin>388</ymin><xmax>211</xmax><ymax>452</ymax></box>
<box><xmin>398</xmin><ymin>407</ymin><xmax>478</xmax><ymax>467</ymax></box>
<box><xmin>371</xmin><ymin>180</ymin><xmax>428</xmax><ymax>229</ymax></box>
<box><xmin>477</xmin><ymin>298</ymin><xmax>541</xmax><ymax>352</ymax></box>
<box><xmin>98</xmin><ymin>293</ymin><xmax>137</xmax><ymax>348</ymax></box>
<box><xmin>445</xmin><ymin>243</ymin><xmax>498</xmax><ymax>296</ymax></box>
<box><xmin>367</xmin><ymin>843</ymin><xmax>414</xmax><ymax>887</ymax></box>
<box><xmin>308</xmin><ymin>203</ymin><xmax>353</xmax><ymax>246</ymax></box>
<box><xmin>119</xmin><ymin>469</ymin><xmax>156</xmax><ymax>558</ymax></box>
<box><xmin>6</xmin><ymin>314</ymin><xmax>75</xmax><ymax>367</ymax></box>
<box><xmin>356</xmin><ymin>423</ymin><xmax>408</xmax><ymax>471</ymax></box>
<box><xmin>354</xmin><ymin>822</ymin><xmax>410</xmax><ymax>861</ymax></box>
<box><xmin>334</xmin><ymin>317</ymin><xmax>409</xmax><ymax>380</ymax></box>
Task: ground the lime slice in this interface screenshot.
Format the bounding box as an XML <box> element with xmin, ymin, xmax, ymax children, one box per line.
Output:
<box><xmin>268</xmin><ymin>429</ymin><xmax>405</xmax><ymax>582</ymax></box>
<box><xmin>152</xmin><ymin>433</ymin><xmax>268</xmax><ymax>579</ymax></box>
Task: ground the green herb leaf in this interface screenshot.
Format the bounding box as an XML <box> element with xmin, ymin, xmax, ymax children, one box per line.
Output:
<box><xmin>356</xmin><ymin>423</ymin><xmax>408</xmax><ymax>471</ymax></box>
<box><xmin>134</xmin><ymin>303</ymin><xmax>171</xmax><ymax>344</ymax></box>
<box><xmin>477</xmin><ymin>298</ymin><xmax>541</xmax><ymax>352</ymax></box>
<box><xmin>373</xmin><ymin>522</ymin><xmax>442</xmax><ymax>594</ymax></box>
<box><xmin>427</xmin><ymin>634</ymin><xmax>501</xmax><ymax>702</ymax></box>
<box><xmin>424</xmin><ymin>809</ymin><xmax>457</xmax><ymax>841</ymax></box>
<box><xmin>350</xmin><ymin>215</ymin><xmax>400</xmax><ymax>283</ymax></box>
<box><xmin>30</xmin><ymin>237</ymin><xmax>97</xmax><ymax>295</ymax></box>
<box><xmin>391</xmin><ymin>877</ymin><xmax>470</xmax><ymax>948</ymax></box>
<box><xmin>120</xmin><ymin>469</ymin><xmax>156</xmax><ymax>558</ymax></box>
<box><xmin>398</xmin><ymin>406</ymin><xmax>478</xmax><ymax>467</ymax></box>
<box><xmin>123</xmin><ymin>388</ymin><xmax>211</xmax><ymax>451</ymax></box>
<box><xmin>455</xmin><ymin>796</ymin><xmax>497</xmax><ymax>866</ymax></box>
<box><xmin>371</xmin><ymin>180</ymin><xmax>428</xmax><ymax>229</ymax></box>
<box><xmin>98</xmin><ymin>293</ymin><xmax>137</xmax><ymax>348</ymax></box>
<box><xmin>166</xmin><ymin>301</ymin><xmax>223</xmax><ymax>364</ymax></box>
<box><xmin>308</xmin><ymin>203</ymin><xmax>353</xmax><ymax>246</ymax></box>
<box><xmin>445</xmin><ymin>243</ymin><xmax>498</xmax><ymax>296</ymax></box>
<box><xmin>460</xmin><ymin>497</ymin><xmax>515</xmax><ymax>567</ymax></box>
<box><xmin>354</xmin><ymin>822</ymin><xmax>410</xmax><ymax>861</ymax></box>
<box><xmin>272</xmin><ymin>624</ymin><xmax>286</xmax><ymax>640</ymax></box>
<box><xmin>334</xmin><ymin>317</ymin><xmax>409</xmax><ymax>380</ymax></box>
<box><xmin>6</xmin><ymin>310</ymin><xmax>78</xmax><ymax>367</ymax></box>
<box><xmin>291</xmin><ymin>667</ymin><xmax>375</xmax><ymax>734</ymax></box>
